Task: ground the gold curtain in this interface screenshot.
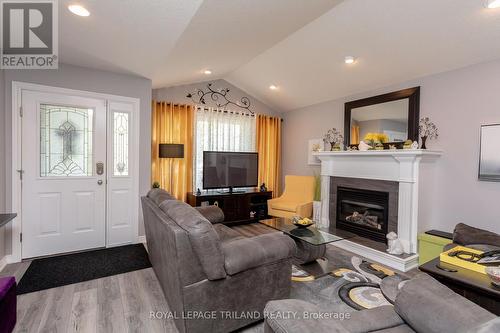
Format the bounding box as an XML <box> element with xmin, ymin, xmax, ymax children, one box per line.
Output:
<box><xmin>351</xmin><ymin>125</ymin><xmax>360</xmax><ymax>144</ymax></box>
<box><xmin>256</xmin><ymin>114</ymin><xmax>282</xmax><ymax>198</ymax></box>
<box><xmin>151</xmin><ymin>101</ymin><xmax>194</xmax><ymax>201</ymax></box>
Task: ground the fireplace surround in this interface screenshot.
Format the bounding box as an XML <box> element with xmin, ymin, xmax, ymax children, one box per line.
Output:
<box><xmin>315</xmin><ymin>150</ymin><xmax>441</xmax><ymax>271</ymax></box>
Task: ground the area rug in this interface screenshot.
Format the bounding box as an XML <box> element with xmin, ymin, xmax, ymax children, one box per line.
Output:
<box><xmin>290</xmin><ymin>255</ymin><xmax>407</xmax><ymax>312</ymax></box>
<box><xmin>17</xmin><ymin>243</ymin><xmax>151</xmax><ymax>294</ymax></box>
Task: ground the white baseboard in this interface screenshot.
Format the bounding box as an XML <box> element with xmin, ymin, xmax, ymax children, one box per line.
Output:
<box><xmin>332</xmin><ymin>239</ymin><xmax>419</xmax><ymax>272</ymax></box>
<box><xmin>137</xmin><ymin>235</ymin><xmax>146</xmax><ymax>244</ymax></box>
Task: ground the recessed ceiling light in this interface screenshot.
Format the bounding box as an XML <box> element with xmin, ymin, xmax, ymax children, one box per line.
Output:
<box><xmin>345</xmin><ymin>56</ymin><xmax>356</xmax><ymax>64</ymax></box>
<box><xmin>486</xmin><ymin>0</ymin><xmax>500</xmax><ymax>8</ymax></box>
<box><xmin>269</xmin><ymin>85</ymin><xmax>278</xmax><ymax>90</ymax></box>
<box><xmin>203</xmin><ymin>69</ymin><xmax>212</xmax><ymax>75</ymax></box>
<box><xmin>68</xmin><ymin>5</ymin><xmax>90</xmax><ymax>17</ymax></box>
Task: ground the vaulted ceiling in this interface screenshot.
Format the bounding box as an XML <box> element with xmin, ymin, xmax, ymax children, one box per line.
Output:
<box><xmin>59</xmin><ymin>0</ymin><xmax>500</xmax><ymax>111</ymax></box>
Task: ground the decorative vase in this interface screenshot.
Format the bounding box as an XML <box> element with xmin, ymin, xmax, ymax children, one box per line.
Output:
<box><xmin>420</xmin><ymin>136</ymin><xmax>428</xmax><ymax>149</ymax></box>
<box><xmin>312</xmin><ymin>201</ymin><xmax>322</xmax><ymax>223</ymax></box>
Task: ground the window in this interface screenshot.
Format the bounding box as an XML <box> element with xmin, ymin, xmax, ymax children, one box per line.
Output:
<box><xmin>40</xmin><ymin>104</ymin><xmax>94</xmax><ymax>177</ymax></box>
<box><xmin>194</xmin><ymin>107</ymin><xmax>256</xmax><ymax>191</ymax></box>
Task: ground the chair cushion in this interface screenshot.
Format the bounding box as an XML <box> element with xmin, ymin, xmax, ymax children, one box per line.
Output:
<box><xmin>270</xmin><ymin>201</ymin><xmax>298</xmax><ymax>212</ymax></box>
<box><xmin>395</xmin><ymin>274</ymin><xmax>495</xmax><ymax>333</ymax></box>
<box><xmin>159</xmin><ymin>200</ymin><xmax>227</xmax><ymax>280</ymax></box>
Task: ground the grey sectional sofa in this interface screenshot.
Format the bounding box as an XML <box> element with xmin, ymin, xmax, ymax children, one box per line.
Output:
<box><xmin>264</xmin><ymin>274</ymin><xmax>498</xmax><ymax>333</ymax></box>
<box><xmin>141</xmin><ymin>189</ymin><xmax>296</xmax><ymax>333</ymax></box>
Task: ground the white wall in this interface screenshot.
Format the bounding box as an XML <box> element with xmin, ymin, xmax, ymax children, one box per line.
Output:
<box><xmin>153</xmin><ymin>79</ymin><xmax>280</xmax><ymax>117</ymax></box>
<box><xmin>2</xmin><ymin>64</ymin><xmax>152</xmax><ymax>257</ymax></box>
<box><xmin>282</xmin><ymin>59</ymin><xmax>500</xmax><ymax>234</ymax></box>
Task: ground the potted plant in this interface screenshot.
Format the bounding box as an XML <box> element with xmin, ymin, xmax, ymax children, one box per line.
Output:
<box><xmin>312</xmin><ymin>174</ymin><xmax>322</xmax><ymax>223</ymax></box>
<box><xmin>323</xmin><ymin>128</ymin><xmax>344</xmax><ymax>151</ymax></box>
<box><xmin>418</xmin><ymin>117</ymin><xmax>438</xmax><ymax>149</ymax></box>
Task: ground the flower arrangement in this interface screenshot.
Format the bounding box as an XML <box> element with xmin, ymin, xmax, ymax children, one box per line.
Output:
<box><xmin>418</xmin><ymin>117</ymin><xmax>438</xmax><ymax>149</ymax></box>
<box><xmin>323</xmin><ymin>128</ymin><xmax>344</xmax><ymax>151</ymax></box>
<box><xmin>363</xmin><ymin>133</ymin><xmax>390</xmax><ymax>147</ymax></box>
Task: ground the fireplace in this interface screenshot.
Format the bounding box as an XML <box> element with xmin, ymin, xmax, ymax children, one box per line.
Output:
<box><xmin>336</xmin><ymin>187</ymin><xmax>389</xmax><ymax>243</ymax></box>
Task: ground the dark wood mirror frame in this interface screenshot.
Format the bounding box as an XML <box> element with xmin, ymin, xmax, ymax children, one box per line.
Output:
<box><xmin>344</xmin><ymin>87</ymin><xmax>420</xmax><ymax>147</ymax></box>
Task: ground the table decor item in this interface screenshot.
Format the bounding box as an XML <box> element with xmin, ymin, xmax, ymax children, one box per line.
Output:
<box><xmin>418</xmin><ymin>117</ymin><xmax>438</xmax><ymax>149</ymax></box>
<box><xmin>358</xmin><ymin>141</ymin><xmax>372</xmax><ymax>151</ymax></box>
<box><xmin>323</xmin><ymin>128</ymin><xmax>343</xmax><ymax>151</ymax></box>
<box><xmin>375</xmin><ymin>142</ymin><xmax>385</xmax><ymax>150</ymax></box>
<box><xmin>403</xmin><ymin>140</ymin><xmax>413</xmax><ymax>149</ymax></box>
<box><xmin>364</xmin><ymin>133</ymin><xmax>389</xmax><ymax>148</ymax></box>
<box><xmin>292</xmin><ymin>216</ymin><xmax>314</xmax><ymax>228</ymax></box>
<box><xmin>485</xmin><ymin>266</ymin><xmax>500</xmax><ymax>287</ymax></box>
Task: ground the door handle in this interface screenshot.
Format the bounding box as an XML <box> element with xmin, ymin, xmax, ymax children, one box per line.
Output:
<box><xmin>97</xmin><ymin>180</ymin><xmax>103</xmax><ymax>185</ymax></box>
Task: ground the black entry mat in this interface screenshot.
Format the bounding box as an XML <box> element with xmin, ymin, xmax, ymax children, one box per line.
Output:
<box><xmin>17</xmin><ymin>243</ymin><xmax>151</xmax><ymax>294</ymax></box>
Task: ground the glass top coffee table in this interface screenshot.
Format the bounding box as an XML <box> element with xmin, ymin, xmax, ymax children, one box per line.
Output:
<box><xmin>259</xmin><ymin>217</ymin><xmax>356</xmax><ymax>277</ymax></box>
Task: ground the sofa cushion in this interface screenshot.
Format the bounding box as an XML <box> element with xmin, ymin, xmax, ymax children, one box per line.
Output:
<box><xmin>147</xmin><ymin>188</ymin><xmax>176</xmax><ymax>206</ymax></box>
<box><xmin>159</xmin><ymin>200</ymin><xmax>226</xmax><ymax>280</ymax></box>
<box><xmin>395</xmin><ymin>274</ymin><xmax>495</xmax><ymax>333</ymax></box>
<box><xmin>270</xmin><ymin>200</ymin><xmax>298</xmax><ymax>212</ymax></box>
<box><xmin>213</xmin><ymin>224</ymin><xmax>245</xmax><ymax>243</ymax></box>
<box><xmin>453</xmin><ymin>223</ymin><xmax>500</xmax><ymax>247</ymax></box>
<box><xmin>222</xmin><ymin>233</ymin><xmax>295</xmax><ymax>275</ymax></box>
<box><xmin>469</xmin><ymin>317</ymin><xmax>500</xmax><ymax>333</ymax></box>
<box><xmin>342</xmin><ymin>305</ymin><xmax>411</xmax><ymax>333</ymax></box>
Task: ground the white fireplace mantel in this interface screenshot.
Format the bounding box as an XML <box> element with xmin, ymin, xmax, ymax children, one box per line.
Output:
<box><xmin>313</xmin><ymin>150</ymin><xmax>442</xmax><ymax>271</ymax></box>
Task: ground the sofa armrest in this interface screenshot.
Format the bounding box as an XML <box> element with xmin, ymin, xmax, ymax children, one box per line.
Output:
<box><xmin>264</xmin><ymin>299</ymin><xmax>348</xmax><ymax>333</ymax></box>
<box><xmin>341</xmin><ymin>306</ymin><xmax>406</xmax><ymax>333</ymax></box>
<box><xmin>194</xmin><ymin>205</ymin><xmax>224</xmax><ymax>224</ymax></box>
<box><xmin>222</xmin><ymin>233</ymin><xmax>296</xmax><ymax>275</ymax></box>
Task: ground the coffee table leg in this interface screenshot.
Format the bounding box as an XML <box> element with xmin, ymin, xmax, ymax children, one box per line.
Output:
<box><xmin>293</xmin><ymin>239</ymin><xmax>326</xmax><ymax>264</ymax></box>
<box><xmin>291</xmin><ymin>239</ymin><xmax>340</xmax><ymax>278</ymax></box>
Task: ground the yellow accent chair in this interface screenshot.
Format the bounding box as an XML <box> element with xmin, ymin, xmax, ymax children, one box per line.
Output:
<box><xmin>268</xmin><ymin>175</ymin><xmax>315</xmax><ymax>218</ymax></box>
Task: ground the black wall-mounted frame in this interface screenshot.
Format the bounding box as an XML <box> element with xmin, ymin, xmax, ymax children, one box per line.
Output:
<box><xmin>344</xmin><ymin>87</ymin><xmax>420</xmax><ymax>147</ymax></box>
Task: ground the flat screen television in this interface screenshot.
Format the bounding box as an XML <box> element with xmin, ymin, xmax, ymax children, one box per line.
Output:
<box><xmin>203</xmin><ymin>151</ymin><xmax>258</xmax><ymax>191</ymax></box>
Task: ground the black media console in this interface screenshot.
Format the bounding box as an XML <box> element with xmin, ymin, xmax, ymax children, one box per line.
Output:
<box><xmin>186</xmin><ymin>189</ymin><xmax>272</xmax><ymax>225</ymax></box>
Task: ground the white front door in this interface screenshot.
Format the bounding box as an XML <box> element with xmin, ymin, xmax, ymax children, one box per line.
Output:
<box><xmin>21</xmin><ymin>90</ymin><xmax>107</xmax><ymax>258</ymax></box>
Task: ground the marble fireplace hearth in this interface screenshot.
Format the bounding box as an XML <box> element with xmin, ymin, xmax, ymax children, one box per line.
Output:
<box><xmin>314</xmin><ymin>150</ymin><xmax>441</xmax><ymax>272</ymax></box>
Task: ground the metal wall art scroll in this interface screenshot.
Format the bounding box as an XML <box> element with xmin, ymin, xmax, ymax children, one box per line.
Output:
<box><xmin>186</xmin><ymin>83</ymin><xmax>253</xmax><ymax>114</ymax></box>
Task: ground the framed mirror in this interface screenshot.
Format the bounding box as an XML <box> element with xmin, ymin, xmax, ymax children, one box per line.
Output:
<box><xmin>479</xmin><ymin>124</ymin><xmax>500</xmax><ymax>182</ymax></box>
<box><xmin>344</xmin><ymin>87</ymin><xmax>420</xmax><ymax>147</ymax></box>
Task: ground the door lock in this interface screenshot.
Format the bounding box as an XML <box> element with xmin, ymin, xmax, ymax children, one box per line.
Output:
<box><xmin>96</xmin><ymin>162</ymin><xmax>104</xmax><ymax>175</ymax></box>
<box><xmin>97</xmin><ymin>180</ymin><xmax>103</xmax><ymax>185</ymax></box>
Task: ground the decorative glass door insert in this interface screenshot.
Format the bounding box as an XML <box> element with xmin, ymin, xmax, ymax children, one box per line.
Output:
<box><xmin>113</xmin><ymin>112</ymin><xmax>129</xmax><ymax>176</ymax></box>
<box><xmin>40</xmin><ymin>104</ymin><xmax>94</xmax><ymax>177</ymax></box>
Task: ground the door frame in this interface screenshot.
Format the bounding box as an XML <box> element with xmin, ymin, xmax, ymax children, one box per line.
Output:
<box><xmin>10</xmin><ymin>81</ymin><xmax>141</xmax><ymax>263</ymax></box>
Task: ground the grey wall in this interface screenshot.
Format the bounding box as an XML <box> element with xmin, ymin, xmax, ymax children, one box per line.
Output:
<box><xmin>282</xmin><ymin>59</ymin><xmax>500</xmax><ymax>234</ymax></box>
<box><xmin>2</xmin><ymin>64</ymin><xmax>152</xmax><ymax>256</ymax></box>
<box><xmin>153</xmin><ymin>79</ymin><xmax>280</xmax><ymax>117</ymax></box>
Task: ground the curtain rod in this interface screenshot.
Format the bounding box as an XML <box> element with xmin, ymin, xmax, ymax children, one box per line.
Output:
<box><xmin>195</xmin><ymin>105</ymin><xmax>284</xmax><ymax>122</ymax></box>
<box><xmin>196</xmin><ymin>106</ymin><xmax>255</xmax><ymax>117</ymax></box>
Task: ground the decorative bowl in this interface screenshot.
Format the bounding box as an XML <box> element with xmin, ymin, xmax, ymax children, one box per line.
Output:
<box><xmin>291</xmin><ymin>216</ymin><xmax>314</xmax><ymax>228</ymax></box>
<box><xmin>485</xmin><ymin>266</ymin><xmax>500</xmax><ymax>287</ymax></box>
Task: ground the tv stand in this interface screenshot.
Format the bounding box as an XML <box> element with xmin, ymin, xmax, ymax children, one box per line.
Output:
<box><xmin>187</xmin><ymin>189</ymin><xmax>273</xmax><ymax>225</ymax></box>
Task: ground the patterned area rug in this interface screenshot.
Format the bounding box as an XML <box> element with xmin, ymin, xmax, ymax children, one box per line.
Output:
<box><xmin>291</xmin><ymin>256</ymin><xmax>407</xmax><ymax>312</ymax></box>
